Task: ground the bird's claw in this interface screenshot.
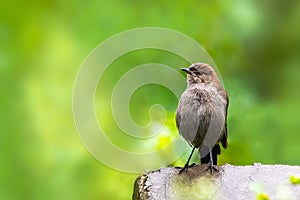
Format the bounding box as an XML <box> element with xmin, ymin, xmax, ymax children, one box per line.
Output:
<box><xmin>205</xmin><ymin>164</ymin><xmax>219</xmax><ymax>175</ymax></box>
<box><xmin>178</xmin><ymin>163</ymin><xmax>196</xmax><ymax>174</ymax></box>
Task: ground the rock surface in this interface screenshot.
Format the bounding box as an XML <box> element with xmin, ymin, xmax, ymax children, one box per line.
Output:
<box><xmin>133</xmin><ymin>164</ymin><xmax>300</xmax><ymax>200</ymax></box>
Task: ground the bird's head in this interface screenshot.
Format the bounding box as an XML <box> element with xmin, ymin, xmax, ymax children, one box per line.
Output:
<box><xmin>181</xmin><ymin>63</ymin><xmax>217</xmax><ymax>85</ymax></box>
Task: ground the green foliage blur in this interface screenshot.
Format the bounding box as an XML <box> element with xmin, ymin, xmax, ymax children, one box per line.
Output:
<box><xmin>1</xmin><ymin>0</ymin><xmax>300</xmax><ymax>199</ymax></box>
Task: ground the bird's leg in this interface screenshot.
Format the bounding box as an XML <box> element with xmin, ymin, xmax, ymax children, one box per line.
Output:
<box><xmin>179</xmin><ymin>146</ymin><xmax>196</xmax><ymax>174</ymax></box>
<box><xmin>209</xmin><ymin>148</ymin><xmax>213</xmax><ymax>174</ymax></box>
<box><xmin>205</xmin><ymin>148</ymin><xmax>220</xmax><ymax>174</ymax></box>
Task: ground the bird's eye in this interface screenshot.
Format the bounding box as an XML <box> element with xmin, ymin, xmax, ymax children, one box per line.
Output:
<box><xmin>194</xmin><ymin>71</ymin><xmax>204</xmax><ymax>75</ymax></box>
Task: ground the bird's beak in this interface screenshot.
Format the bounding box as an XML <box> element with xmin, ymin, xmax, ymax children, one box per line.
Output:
<box><xmin>181</xmin><ymin>68</ymin><xmax>192</xmax><ymax>75</ymax></box>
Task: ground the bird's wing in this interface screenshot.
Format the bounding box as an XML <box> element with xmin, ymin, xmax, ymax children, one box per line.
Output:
<box><xmin>176</xmin><ymin>89</ymin><xmax>212</xmax><ymax>147</ymax></box>
<box><xmin>176</xmin><ymin>92</ymin><xmax>203</xmax><ymax>146</ymax></box>
<box><xmin>175</xmin><ymin>103</ymin><xmax>181</xmax><ymax>130</ymax></box>
<box><xmin>220</xmin><ymin>92</ymin><xmax>229</xmax><ymax>148</ymax></box>
<box><xmin>193</xmin><ymin>106</ymin><xmax>211</xmax><ymax>148</ymax></box>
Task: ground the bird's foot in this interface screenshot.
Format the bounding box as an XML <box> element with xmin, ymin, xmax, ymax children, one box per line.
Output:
<box><xmin>204</xmin><ymin>164</ymin><xmax>219</xmax><ymax>175</ymax></box>
<box><xmin>178</xmin><ymin>163</ymin><xmax>196</xmax><ymax>174</ymax></box>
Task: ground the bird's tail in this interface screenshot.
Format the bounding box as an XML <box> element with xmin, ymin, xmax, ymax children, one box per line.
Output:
<box><xmin>200</xmin><ymin>144</ymin><xmax>221</xmax><ymax>165</ymax></box>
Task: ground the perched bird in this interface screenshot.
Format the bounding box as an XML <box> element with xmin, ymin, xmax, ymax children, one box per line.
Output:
<box><xmin>176</xmin><ymin>63</ymin><xmax>228</xmax><ymax>173</ymax></box>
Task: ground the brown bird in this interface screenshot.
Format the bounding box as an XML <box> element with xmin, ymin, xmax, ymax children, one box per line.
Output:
<box><xmin>176</xmin><ymin>63</ymin><xmax>228</xmax><ymax>173</ymax></box>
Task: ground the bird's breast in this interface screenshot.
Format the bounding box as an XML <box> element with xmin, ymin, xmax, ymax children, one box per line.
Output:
<box><xmin>192</xmin><ymin>88</ymin><xmax>212</xmax><ymax>104</ymax></box>
<box><xmin>180</xmin><ymin>86</ymin><xmax>215</xmax><ymax>107</ymax></box>
<box><xmin>176</xmin><ymin>85</ymin><xmax>226</xmax><ymax>147</ymax></box>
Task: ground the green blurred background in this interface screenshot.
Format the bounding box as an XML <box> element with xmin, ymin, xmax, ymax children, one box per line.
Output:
<box><xmin>1</xmin><ymin>0</ymin><xmax>300</xmax><ymax>199</ymax></box>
